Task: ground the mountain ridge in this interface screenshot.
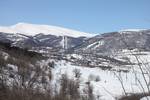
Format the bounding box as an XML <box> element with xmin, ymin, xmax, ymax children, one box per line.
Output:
<box><xmin>0</xmin><ymin>23</ymin><xmax>95</xmax><ymax>38</ymax></box>
<box><xmin>0</xmin><ymin>23</ymin><xmax>150</xmax><ymax>54</ymax></box>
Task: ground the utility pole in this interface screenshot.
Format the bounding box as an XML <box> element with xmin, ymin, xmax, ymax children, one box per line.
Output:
<box><xmin>62</xmin><ymin>36</ymin><xmax>68</xmax><ymax>51</ymax></box>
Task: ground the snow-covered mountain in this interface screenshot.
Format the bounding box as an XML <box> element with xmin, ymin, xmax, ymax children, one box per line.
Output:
<box><xmin>0</xmin><ymin>23</ymin><xmax>94</xmax><ymax>37</ymax></box>
<box><xmin>1</xmin><ymin>36</ymin><xmax>150</xmax><ymax>100</ymax></box>
<box><xmin>75</xmin><ymin>29</ymin><xmax>150</xmax><ymax>53</ymax></box>
<box><xmin>119</xmin><ymin>29</ymin><xmax>147</xmax><ymax>32</ymax></box>
<box><xmin>0</xmin><ymin>31</ymin><xmax>86</xmax><ymax>51</ymax></box>
<box><xmin>1</xmin><ymin>26</ymin><xmax>150</xmax><ymax>100</ymax></box>
<box><xmin>0</xmin><ymin>24</ymin><xmax>150</xmax><ymax>54</ymax></box>
<box><xmin>0</xmin><ymin>23</ymin><xmax>95</xmax><ymax>50</ymax></box>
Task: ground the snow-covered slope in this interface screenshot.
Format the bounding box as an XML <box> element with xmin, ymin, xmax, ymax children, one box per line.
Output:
<box><xmin>75</xmin><ymin>29</ymin><xmax>150</xmax><ymax>54</ymax></box>
<box><xmin>119</xmin><ymin>29</ymin><xmax>147</xmax><ymax>32</ymax></box>
<box><xmin>53</xmin><ymin>58</ymin><xmax>150</xmax><ymax>100</ymax></box>
<box><xmin>0</xmin><ymin>23</ymin><xmax>94</xmax><ymax>37</ymax></box>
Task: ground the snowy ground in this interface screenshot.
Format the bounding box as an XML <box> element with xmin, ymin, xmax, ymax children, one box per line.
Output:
<box><xmin>51</xmin><ymin>59</ymin><xmax>149</xmax><ymax>100</ymax></box>
<box><xmin>2</xmin><ymin>48</ymin><xmax>150</xmax><ymax>100</ymax></box>
<box><xmin>141</xmin><ymin>96</ymin><xmax>150</xmax><ymax>100</ymax></box>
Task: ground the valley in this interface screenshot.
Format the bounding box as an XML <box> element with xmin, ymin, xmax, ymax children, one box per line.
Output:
<box><xmin>0</xmin><ymin>23</ymin><xmax>150</xmax><ymax>100</ymax></box>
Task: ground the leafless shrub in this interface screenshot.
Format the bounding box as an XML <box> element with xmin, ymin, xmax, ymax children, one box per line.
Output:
<box><xmin>48</xmin><ymin>61</ymin><xmax>55</xmax><ymax>68</ymax></box>
<box><xmin>59</xmin><ymin>73</ymin><xmax>80</xmax><ymax>100</ymax></box>
<box><xmin>118</xmin><ymin>33</ymin><xmax>150</xmax><ymax>99</ymax></box>
<box><xmin>73</xmin><ymin>68</ymin><xmax>81</xmax><ymax>79</ymax></box>
<box><xmin>88</xmin><ymin>74</ymin><xmax>95</xmax><ymax>81</ymax></box>
<box><xmin>83</xmin><ymin>82</ymin><xmax>95</xmax><ymax>100</ymax></box>
<box><xmin>88</xmin><ymin>74</ymin><xmax>100</xmax><ymax>82</ymax></box>
<box><xmin>95</xmin><ymin>75</ymin><xmax>100</xmax><ymax>82</ymax></box>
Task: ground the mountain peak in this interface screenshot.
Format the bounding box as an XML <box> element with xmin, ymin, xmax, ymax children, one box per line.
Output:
<box><xmin>0</xmin><ymin>23</ymin><xmax>95</xmax><ymax>37</ymax></box>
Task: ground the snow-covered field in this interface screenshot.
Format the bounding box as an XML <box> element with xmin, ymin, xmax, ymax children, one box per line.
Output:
<box><xmin>1</xmin><ymin>47</ymin><xmax>150</xmax><ymax>100</ymax></box>
<box><xmin>141</xmin><ymin>96</ymin><xmax>150</xmax><ymax>100</ymax></box>
<box><xmin>51</xmin><ymin>59</ymin><xmax>149</xmax><ymax>100</ymax></box>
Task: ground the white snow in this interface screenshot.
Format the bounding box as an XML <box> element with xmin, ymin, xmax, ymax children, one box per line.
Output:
<box><xmin>1</xmin><ymin>52</ymin><xmax>9</xmax><ymax>60</ymax></box>
<box><xmin>140</xmin><ymin>96</ymin><xmax>150</xmax><ymax>100</ymax></box>
<box><xmin>0</xmin><ymin>23</ymin><xmax>95</xmax><ymax>37</ymax></box>
<box><xmin>52</xmin><ymin>60</ymin><xmax>150</xmax><ymax>100</ymax></box>
<box><xmin>2</xmin><ymin>49</ymin><xmax>150</xmax><ymax>100</ymax></box>
<box><xmin>119</xmin><ymin>29</ymin><xmax>146</xmax><ymax>32</ymax></box>
<box><xmin>7</xmin><ymin>64</ymin><xmax>18</xmax><ymax>72</ymax></box>
<box><xmin>68</xmin><ymin>54</ymin><xmax>83</xmax><ymax>59</ymax></box>
<box><xmin>86</xmin><ymin>40</ymin><xmax>104</xmax><ymax>50</ymax></box>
